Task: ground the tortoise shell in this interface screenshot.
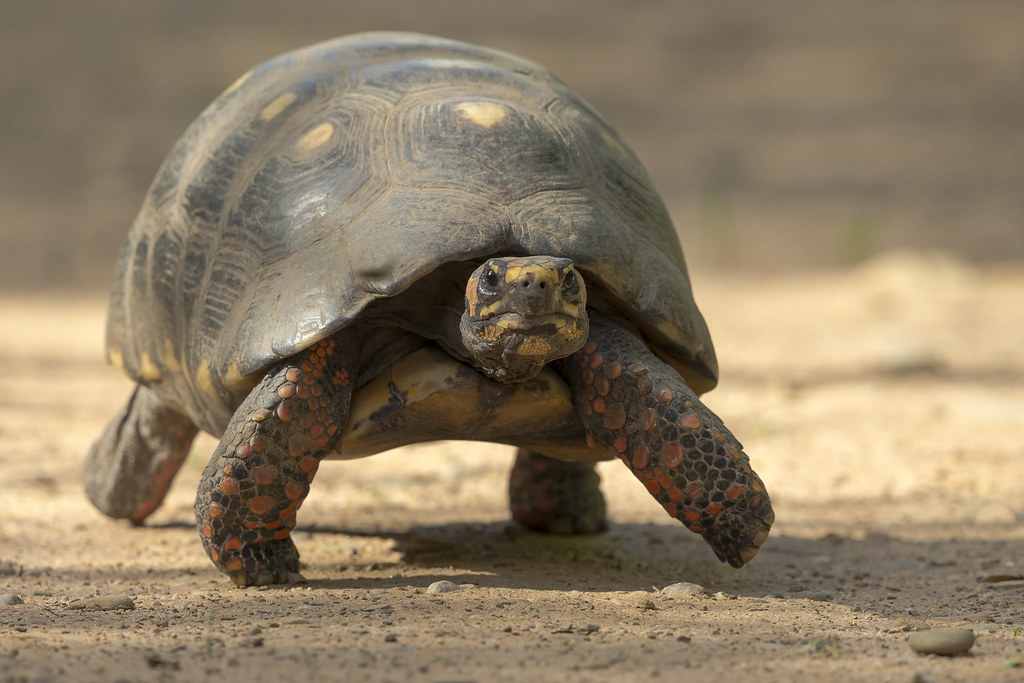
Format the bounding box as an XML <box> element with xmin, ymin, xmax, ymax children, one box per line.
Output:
<box><xmin>105</xmin><ymin>32</ymin><xmax>717</xmax><ymax>435</ymax></box>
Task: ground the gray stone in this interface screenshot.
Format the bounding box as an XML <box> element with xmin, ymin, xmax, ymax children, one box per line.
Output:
<box><xmin>426</xmin><ymin>580</ymin><xmax>461</xmax><ymax>594</ymax></box>
<box><xmin>908</xmin><ymin>628</ymin><xmax>975</xmax><ymax>655</ymax></box>
<box><xmin>67</xmin><ymin>594</ymin><xmax>136</xmax><ymax>611</ymax></box>
<box><xmin>661</xmin><ymin>582</ymin><xmax>709</xmax><ymax>598</ymax></box>
<box><xmin>0</xmin><ymin>593</ymin><xmax>24</xmax><ymax>605</ymax></box>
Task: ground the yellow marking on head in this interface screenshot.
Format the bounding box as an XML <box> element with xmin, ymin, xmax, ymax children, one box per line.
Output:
<box><xmin>107</xmin><ymin>348</ymin><xmax>125</xmax><ymax>373</ymax></box>
<box><xmin>138</xmin><ymin>352</ymin><xmax>161</xmax><ymax>381</ymax></box>
<box><xmin>465</xmin><ymin>278</ymin><xmax>479</xmax><ymax>317</ymax></box>
<box><xmin>260</xmin><ymin>92</ymin><xmax>297</xmax><ymax>121</ymax></box>
<box><xmin>474</xmin><ymin>325</ymin><xmax>504</xmax><ymax>341</ymax></box>
<box><xmin>196</xmin><ymin>359</ymin><xmax>217</xmax><ymax>397</ymax></box>
<box><xmin>516</xmin><ymin>336</ymin><xmax>552</xmax><ymax>356</ymax></box>
<box><xmin>163</xmin><ymin>340</ymin><xmax>182</xmax><ymax>374</ymax></box>
<box><xmin>455</xmin><ymin>101</ymin><xmax>509</xmax><ymax>128</ymax></box>
<box><xmin>296</xmin><ymin>122</ymin><xmax>335</xmax><ymax>150</ymax></box>
<box><xmin>223</xmin><ymin>69</ymin><xmax>253</xmax><ymax>96</ymax></box>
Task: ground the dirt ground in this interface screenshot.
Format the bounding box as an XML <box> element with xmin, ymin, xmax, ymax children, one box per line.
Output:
<box><xmin>1</xmin><ymin>252</ymin><xmax>1022</xmax><ymax>682</ymax></box>
<box><xmin>2</xmin><ymin>2</ymin><xmax>1024</xmax><ymax>682</ymax></box>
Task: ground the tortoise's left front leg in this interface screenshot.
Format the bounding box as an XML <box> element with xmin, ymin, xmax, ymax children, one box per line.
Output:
<box><xmin>561</xmin><ymin>318</ymin><xmax>774</xmax><ymax>567</ymax></box>
<box><xmin>194</xmin><ymin>335</ymin><xmax>354</xmax><ymax>586</ymax></box>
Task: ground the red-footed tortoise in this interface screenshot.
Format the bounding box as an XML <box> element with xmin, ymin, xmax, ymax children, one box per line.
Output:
<box><xmin>85</xmin><ymin>32</ymin><xmax>773</xmax><ymax>586</ymax></box>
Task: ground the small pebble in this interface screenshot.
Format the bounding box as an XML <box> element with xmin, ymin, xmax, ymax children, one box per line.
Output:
<box><xmin>427</xmin><ymin>580</ymin><xmax>461</xmax><ymax>594</ymax></box>
<box><xmin>908</xmin><ymin>628</ymin><xmax>975</xmax><ymax>655</ymax></box>
<box><xmin>0</xmin><ymin>593</ymin><xmax>24</xmax><ymax>605</ymax></box>
<box><xmin>67</xmin><ymin>594</ymin><xmax>136</xmax><ymax>611</ymax></box>
<box><xmin>660</xmin><ymin>582</ymin><xmax>708</xmax><ymax>598</ymax></box>
<box><xmin>0</xmin><ymin>562</ymin><xmax>18</xmax><ymax>576</ymax></box>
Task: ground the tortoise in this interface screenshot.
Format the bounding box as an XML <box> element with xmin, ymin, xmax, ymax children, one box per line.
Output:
<box><xmin>84</xmin><ymin>32</ymin><xmax>774</xmax><ymax>586</ymax></box>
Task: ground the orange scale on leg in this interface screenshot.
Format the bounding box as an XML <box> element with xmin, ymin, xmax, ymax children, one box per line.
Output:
<box><xmin>252</xmin><ymin>464</ymin><xmax>278</xmax><ymax>486</ymax></box>
<box><xmin>659</xmin><ymin>443</ymin><xmax>683</xmax><ymax>469</ymax></box>
<box><xmin>612</xmin><ymin>433</ymin><xmax>628</xmax><ymax>453</ymax></box>
<box><xmin>284</xmin><ymin>482</ymin><xmax>305</xmax><ymax>501</ymax></box>
<box><xmin>678</xmin><ymin>412</ymin><xmax>701</xmax><ymax>430</ymax></box>
<box><xmin>667</xmin><ymin>486</ymin><xmax>683</xmax><ymax>501</ymax></box>
<box><xmin>226</xmin><ymin>558</ymin><xmax>243</xmax><ymax>571</ymax></box>
<box><xmin>606</xmin><ymin>362</ymin><xmax>622</xmax><ymax>379</ymax></box>
<box><xmin>588</xmin><ymin>353</ymin><xmax>604</xmax><ymax>369</ymax></box>
<box><xmin>706</xmin><ymin>503</ymin><xmax>723</xmax><ymax>516</ymax></box>
<box><xmin>631</xmin><ymin>444</ymin><xmax>648</xmax><ymax>469</ymax></box>
<box><xmin>247</xmin><ymin>496</ymin><xmax>276</xmax><ymax>515</ymax></box>
<box><xmin>209</xmin><ymin>502</ymin><xmax>224</xmax><ymax>518</ymax></box>
<box><xmin>603</xmin><ymin>404</ymin><xmax>627</xmax><ymax>431</ymax></box>
<box><xmin>662</xmin><ymin>502</ymin><xmax>677</xmax><ymax>517</ymax></box>
<box><xmin>644</xmin><ymin>479</ymin><xmax>661</xmax><ymax>495</ymax></box>
<box><xmin>299</xmin><ymin>456</ymin><xmax>318</xmax><ymax>473</ymax></box>
<box><xmin>224</xmin><ymin>537</ymin><xmax>243</xmax><ymax>551</ymax></box>
<box><xmin>726</xmin><ymin>484</ymin><xmax>747</xmax><ymax>500</ymax></box>
<box><xmin>657</xmin><ymin>473</ymin><xmax>672</xmax><ymax>489</ymax></box>
<box><xmin>592</xmin><ymin>396</ymin><xmax>605</xmax><ymax>414</ymax></box>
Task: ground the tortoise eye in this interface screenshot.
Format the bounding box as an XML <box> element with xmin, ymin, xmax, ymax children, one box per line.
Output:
<box><xmin>561</xmin><ymin>269</ymin><xmax>579</xmax><ymax>297</ymax></box>
<box><xmin>482</xmin><ymin>268</ymin><xmax>501</xmax><ymax>291</ymax></box>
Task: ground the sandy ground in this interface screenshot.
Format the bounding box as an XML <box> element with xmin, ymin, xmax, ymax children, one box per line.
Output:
<box><xmin>2</xmin><ymin>3</ymin><xmax>1024</xmax><ymax>681</ymax></box>
<box><xmin>1</xmin><ymin>252</ymin><xmax>1022</xmax><ymax>682</ymax></box>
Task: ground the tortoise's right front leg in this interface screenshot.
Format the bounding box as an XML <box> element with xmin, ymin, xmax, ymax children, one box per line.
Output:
<box><xmin>195</xmin><ymin>336</ymin><xmax>354</xmax><ymax>586</ymax></box>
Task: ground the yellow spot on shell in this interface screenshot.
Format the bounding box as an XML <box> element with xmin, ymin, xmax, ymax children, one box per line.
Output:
<box><xmin>138</xmin><ymin>352</ymin><xmax>161</xmax><ymax>381</ymax></box>
<box><xmin>223</xmin><ymin>362</ymin><xmax>258</xmax><ymax>392</ymax></box>
<box><xmin>223</xmin><ymin>69</ymin><xmax>253</xmax><ymax>96</ymax></box>
<box><xmin>196</xmin><ymin>360</ymin><xmax>217</xmax><ymax>397</ymax></box>
<box><xmin>163</xmin><ymin>340</ymin><xmax>181</xmax><ymax>374</ymax></box>
<box><xmin>259</xmin><ymin>92</ymin><xmax>297</xmax><ymax>121</ymax></box>
<box><xmin>107</xmin><ymin>348</ymin><xmax>125</xmax><ymax>373</ymax></box>
<box><xmin>455</xmin><ymin>101</ymin><xmax>509</xmax><ymax>128</ymax></box>
<box><xmin>296</xmin><ymin>122</ymin><xmax>335</xmax><ymax>150</ymax></box>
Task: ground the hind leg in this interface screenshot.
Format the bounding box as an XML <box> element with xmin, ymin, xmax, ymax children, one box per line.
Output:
<box><xmin>508</xmin><ymin>449</ymin><xmax>607</xmax><ymax>535</ymax></box>
<box><xmin>84</xmin><ymin>385</ymin><xmax>199</xmax><ymax>524</ymax></box>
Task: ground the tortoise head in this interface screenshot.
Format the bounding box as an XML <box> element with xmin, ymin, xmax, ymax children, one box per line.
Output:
<box><xmin>460</xmin><ymin>256</ymin><xmax>589</xmax><ymax>383</ymax></box>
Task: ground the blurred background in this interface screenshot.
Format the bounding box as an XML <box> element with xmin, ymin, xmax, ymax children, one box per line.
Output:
<box><xmin>1</xmin><ymin>0</ymin><xmax>1022</xmax><ymax>294</ymax></box>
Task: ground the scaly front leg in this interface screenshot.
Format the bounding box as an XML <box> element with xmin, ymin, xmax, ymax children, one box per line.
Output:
<box><xmin>562</xmin><ymin>318</ymin><xmax>774</xmax><ymax>566</ymax></box>
<box><xmin>194</xmin><ymin>335</ymin><xmax>354</xmax><ymax>586</ymax></box>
